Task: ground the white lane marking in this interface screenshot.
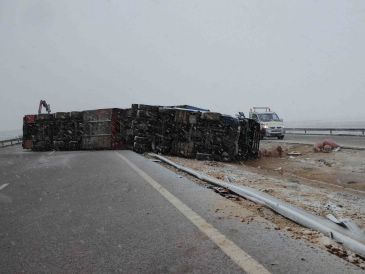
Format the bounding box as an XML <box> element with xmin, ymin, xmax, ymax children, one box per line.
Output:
<box><xmin>116</xmin><ymin>153</ymin><xmax>271</xmax><ymax>274</ymax></box>
<box><xmin>0</xmin><ymin>184</ymin><xmax>9</xmax><ymax>191</ymax></box>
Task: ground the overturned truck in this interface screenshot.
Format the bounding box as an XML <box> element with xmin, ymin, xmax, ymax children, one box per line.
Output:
<box><xmin>23</xmin><ymin>104</ymin><xmax>261</xmax><ymax>161</ymax></box>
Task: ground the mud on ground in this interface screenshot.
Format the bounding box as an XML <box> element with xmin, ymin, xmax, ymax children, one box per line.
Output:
<box><xmin>252</xmin><ymin>142</ymin><xmax>365</xmax><ymax>192</ymax></box>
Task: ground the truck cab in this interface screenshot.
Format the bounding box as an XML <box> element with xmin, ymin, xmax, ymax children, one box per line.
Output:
<box><xmin>249</xmin><ymin>107</ymin><xmax>285</xmax><ymax>139</ymax></box>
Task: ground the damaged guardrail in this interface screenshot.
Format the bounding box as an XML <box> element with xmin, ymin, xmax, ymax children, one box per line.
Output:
<box><xmin>286</xmin><ymin>128</ymin><xmax>365</xmax><ymax>136</ymax></box>
<box><xmin>0</xmin><ymin>137</ymin><xmax>22</xmax><ymax>148</ymax></box>
<box><xmin>150</xmin><ymin>153</ymin><xmax>365</xmax><ymax>258</ymax></box>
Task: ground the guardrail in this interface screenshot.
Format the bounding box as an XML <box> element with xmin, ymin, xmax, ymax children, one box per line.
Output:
<box><xmin>285</xmin><ymin>128</ymin><xmax>365</xmax><ymax>136</ymax></box>
<box><xmin>0</xmin><ymin>137</ymin><xmax>22</xmax><ymax>148</ymax></box>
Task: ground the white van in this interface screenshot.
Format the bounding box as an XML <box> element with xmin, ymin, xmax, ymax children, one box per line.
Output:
<box><xmin>249</xmin><ymin>107</ymin><xmax>285</xmax><ymax>139</ymax></box>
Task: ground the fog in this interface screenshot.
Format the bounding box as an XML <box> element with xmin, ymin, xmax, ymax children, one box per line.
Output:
<box><xmin>1</xmin><ymin>0</ymin><xmax>365</xmax><ymax>131</ymax></box>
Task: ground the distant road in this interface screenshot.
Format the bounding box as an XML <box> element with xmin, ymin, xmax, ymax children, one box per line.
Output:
<box><xmin>266</xmin><ymin>134</ymin><xmax>365</xmax><ymax>149</ymax></box>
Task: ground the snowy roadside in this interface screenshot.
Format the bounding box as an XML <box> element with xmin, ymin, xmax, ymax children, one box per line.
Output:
<box><xmin>153</xmin><ymin>154</ymin><xmax>365</xmax><ymax>268</ymax></box>
<box><xmin>164</xmin><ymin>155</ymin><xmax>365</xmax><ymax>230</ymax></box>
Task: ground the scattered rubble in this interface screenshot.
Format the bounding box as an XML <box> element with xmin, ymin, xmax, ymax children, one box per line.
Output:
<box><xmin>314</xmin><ymin>139</ymin><xmax>340</xmax><ymax>153</ymax></box>
<box><xmin>259</xmin><ymin>145</ymin><xmax>283</xmax><ymax>157</ymax></box>
<box><xmin>22</xmin><ymin>104</ymin><xmax>261</xmax><ymax>162</ymax></box>
<box><xmin>287</xmin><ymin>151</ymin><xmax>302</xmax><ymax>156</ymax></box>
<box><xmin>250</xmin><ymin>142</ymin><xmax>365</xmax><ymax>192</ymax></box>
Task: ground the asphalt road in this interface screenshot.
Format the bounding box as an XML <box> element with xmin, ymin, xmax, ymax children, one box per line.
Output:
<box><xmin>0</xmin><ymin>146</ymin><xmax>363</xmax><ymax>273</ymax></box>
<box><xmin>267</xmin><ymin>134</ymin><xmax>365</xmax><ymax>149</ymax></box>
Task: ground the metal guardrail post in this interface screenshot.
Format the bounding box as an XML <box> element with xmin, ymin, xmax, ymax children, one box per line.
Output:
<box><xmin>0</xmin><ymin>137</ymin><xmax>23</xmax><ymax>148</ymax></box>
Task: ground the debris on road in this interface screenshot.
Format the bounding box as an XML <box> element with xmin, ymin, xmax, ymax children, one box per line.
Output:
<box><xmin>274</xmin><ymin>167</ymin><xmax>283</xmax><ymax>174</ymax></box>
<box><xmin>314</xmin><ymin>139</ymin><xmax>340</xmax><ymax>153</ymax></box>
<box><xmin>287</xmin><ymin>151</ymin><xmax>302</xmax><ymax>156</ymax></box>
<box><xmin>259</xmin><ymin>145</ymin><xmax>283</xmax><ymax>157</ymax></box>
<box><xmin>211</xmin><ymin>186</ymin><xmax>240</xmax><ymax>201</ymax></box>
<box><xmin>248</xmin><ymin>142</ymin><xmax>365</xmax><ymax>192</ymax></box>
<box><xmin>317</xmin><ymin>159</ymin><xmax>333</xmax><ymax>167</ymax></box>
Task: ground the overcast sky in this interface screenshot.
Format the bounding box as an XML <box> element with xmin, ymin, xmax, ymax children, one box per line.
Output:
<box><xmin>1</xmin><ymin>0</ymin><xmax>365</xmax><ymax>131</ymax></box>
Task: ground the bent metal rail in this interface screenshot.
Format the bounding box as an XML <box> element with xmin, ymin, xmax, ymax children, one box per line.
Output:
<box><xmin>0</xmin><ymin>137</ymin><xmax>22</xmax><ymax>148</ymax></box>
<box><xmin>285</xmin><ymin>128</ymin><xmax>365</xmax><ymax>136</ymax></box>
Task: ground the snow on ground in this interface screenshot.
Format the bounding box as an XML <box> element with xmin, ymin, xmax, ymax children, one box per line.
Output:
<box><xmin>165</xmin><ymin>144</ymin><xmax>365</xmax><ymax>229</ymax></box>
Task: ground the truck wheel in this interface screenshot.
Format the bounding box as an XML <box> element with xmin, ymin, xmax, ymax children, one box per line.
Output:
<box><xmin>278</xmin><ymin>136</ymin><xmax>284</xmax><ymax>140</ymax></box>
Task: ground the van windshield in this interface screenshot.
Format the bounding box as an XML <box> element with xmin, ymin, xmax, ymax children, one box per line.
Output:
<box><xmin>258</xmin><ymin>113</ymin><xmax>280</xmax><ymax>122</ymax></box>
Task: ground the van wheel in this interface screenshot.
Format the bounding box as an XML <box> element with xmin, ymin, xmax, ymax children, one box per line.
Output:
<box><xmin>278</xmin><ymin>136</ymin><xmax>284</xmax><ymax>140</ymax></box>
